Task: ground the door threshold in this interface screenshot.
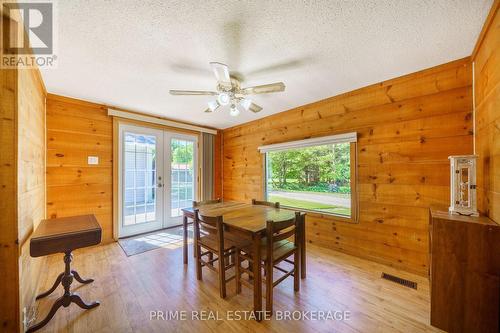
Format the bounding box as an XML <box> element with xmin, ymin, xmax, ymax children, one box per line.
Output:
<box><xmin>118</xmin><ymin>223</ymin><xmax>186</xmax><ymax>240</ymax></box>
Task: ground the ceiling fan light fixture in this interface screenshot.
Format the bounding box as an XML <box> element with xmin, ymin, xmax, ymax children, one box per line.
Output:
<box><xmin>207</xmin><ymin>100</ymin><xmax>219</xmax><ymax>112</ymax></box>
<box><xmin>217</xmin><ymin>92</ymin><xmax>230</xmax><ymax>106</ymax></box>
<box><xmin>170</xmin><ymin>62</ymin><xmax>285</xmax><ymax>116</ymax></box>
<box><xmin>229</xmin><ymin>104</ymin><xmax>240</xmax><ymax>117</ymax></box>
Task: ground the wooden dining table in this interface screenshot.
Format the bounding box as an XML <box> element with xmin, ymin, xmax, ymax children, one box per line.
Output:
<box><xmin>181</xmin><ymin>201</ymin><xmax>306</xmax><ymax>318</ymax></box>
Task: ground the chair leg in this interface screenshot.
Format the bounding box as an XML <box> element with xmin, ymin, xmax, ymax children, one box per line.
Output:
<box><xmin>208</xmin><ymin>252</ymin><xmax>214</xmax><ymax>267</ymax></box>
<box><xmin>218</xmin><ymin>252</ymin><xmax>227</xmax><ymax>298</ymax></box>
<box><xmin>247</xmin><ymin>254</ymin><xmax>253</xmax><ymax>280</ymax></box>
<box><xmin>266</xmin><ymin>260</ymin><xmax>273</xmax><ymax>314</ymax></box>
<box><xmin>192</xmin><ymin>236</ymin><xmax>196</xmax><ymax>258</ymax></box>
<box><xmin>196</xmin><ymin>244</ymin><xmax>202</xmax><ymax>281</ymax></box>
<box><xmin>235</xmin><ymin>249</ymin><xmax>241</xmax><ymax>294</ymax></box>
<box><xmin>294</xmin><ymin>251</ymin><xmax>300</xmax><ymax>292</ymax></box>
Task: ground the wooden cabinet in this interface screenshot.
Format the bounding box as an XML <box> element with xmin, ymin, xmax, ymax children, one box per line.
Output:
<box><xmin>429</xmin><ymin>207</ymin><xmax>500</xmax><ymax>333</ymax></box>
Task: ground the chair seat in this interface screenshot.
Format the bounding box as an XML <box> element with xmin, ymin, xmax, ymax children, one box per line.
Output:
<box><xmin>243</xmin><ymin>239</ymin><xmax>297</xmax><ymax>261</ymax></box>
<box><xmin>199</xmin><ymin>235</ymin><xmax>250</xmax><ymax>253</ymax></box>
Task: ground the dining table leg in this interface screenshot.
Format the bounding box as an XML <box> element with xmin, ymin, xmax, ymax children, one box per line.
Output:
<box><xmin>252</xmin><ymin>232</ymin><xmax>262</xmax><ymax>321</ymax></box>
<box><xmin>183</xmin><ymin>215</ymin><xmax>188</xmax><ymax>265</ymax></box>
<box><xmin>301</xmin><ymin>214</ymin><xmax>306</xmax><ymax>279</ymax></box>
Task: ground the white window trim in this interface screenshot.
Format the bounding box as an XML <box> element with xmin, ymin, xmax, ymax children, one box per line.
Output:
<box><xmin>258</xmin><ymin>132</ymin><xmax>357</xmax><ymax>153</ymax></box>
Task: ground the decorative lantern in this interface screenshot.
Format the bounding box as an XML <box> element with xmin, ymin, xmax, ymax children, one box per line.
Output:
<box><xmin>448</xmin><ymin>155</ymin><xmax>478</xmax><ymax>216</ymax></box>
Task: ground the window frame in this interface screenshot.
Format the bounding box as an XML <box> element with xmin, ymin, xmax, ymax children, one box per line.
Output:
<box><xmin>260</xmin><ymin>134</ymin><xmax>358</xmax><ymax>224</ymax></box>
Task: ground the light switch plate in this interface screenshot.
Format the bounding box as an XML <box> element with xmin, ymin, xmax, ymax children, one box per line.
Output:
<box><xmin>88</xmin><ymin>156</ymin><xmax>99</xmax><ymax>165</ymax></box>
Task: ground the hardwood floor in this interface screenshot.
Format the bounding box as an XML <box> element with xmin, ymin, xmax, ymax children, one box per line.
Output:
<box><xmin>35</xmin><ymin>228</ymin><xmax>442</xmax><ymax>333</ymax></box>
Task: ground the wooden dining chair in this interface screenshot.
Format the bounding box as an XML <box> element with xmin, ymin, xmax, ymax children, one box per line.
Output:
<box><xmin>251</xmin><ymin>199</ymin><xmax>280</xmax><ymax>208</ymax></box>
<box><xmin>194</xmin><ymin>209</ymin><xmax>238</xmax><ymax>298</ymax></box>
<box><xmin>191</xmin><ymin>199</ymin><xmax>221</xmax><ymax>258</ymax></box>
<box><xmin>235</xmin><ymin>211</ymin><xmax>303</xmax><ymax>314</ymax></box>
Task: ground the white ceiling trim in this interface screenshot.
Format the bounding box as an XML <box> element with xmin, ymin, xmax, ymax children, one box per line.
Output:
<box><xmin>107</xmin><ymin>109</ymin><xmax>217</xmax><ymax>135</ymax></box>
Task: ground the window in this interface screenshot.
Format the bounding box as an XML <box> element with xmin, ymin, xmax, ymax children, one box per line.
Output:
<box><xmin>170</xmin><ymin>138</ymin><xmax>195</xmax><ymax>217</ymax></box>
<box><xmin>260</xmin><ymin>133</ymin><xmax>357</xmax><ymax>221</ymax></box>
<box><xmin>123</xmin><ymin>132</ymin><xmax>158</xmax><ymax>225</ymax></box>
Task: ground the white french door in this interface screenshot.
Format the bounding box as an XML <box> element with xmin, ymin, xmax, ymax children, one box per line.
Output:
<box><xmin>118</xmin><ymin>124</ymin><xmax>197</xmax><ymax>237</ymax></box>
<box><xmin>165</xmin><ymin>132</ymin><xmax>198</xmax><ymax>227</ymax></box>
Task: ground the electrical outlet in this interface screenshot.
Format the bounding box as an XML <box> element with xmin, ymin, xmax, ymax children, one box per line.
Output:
<box><xmin>88</xmin><ymin>156</ymin><xmax>99</xmax><ymax>165</ymax></box>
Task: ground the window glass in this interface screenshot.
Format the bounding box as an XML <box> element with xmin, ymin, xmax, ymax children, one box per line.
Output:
<box><xmin>266</xmin><ymin>142</ymin><xmax>351</xmax><ymax>217</ymax></box>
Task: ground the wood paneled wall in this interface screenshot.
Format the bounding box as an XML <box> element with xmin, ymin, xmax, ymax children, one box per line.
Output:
<box><xmin>474</xmin><ymin>1</ymin><xmax>499</xmax><ymax>223</ymax></box>
<box><xmin>214</xmin><ymin>132</ymin><xmax>223</xmax><ymax>199</ymax></box>
<box><xmin>46</xmin><ymin>94</ymin><xmax>221</xmax><ymax>242</ymax></box>
<box><xmin>0</xmin><ymin>64</ymin><xmax>21</xmax><ymax>333</ymax></box>
<box><xmin>1</xmin><ymin>9</ymin><xmax>46</xmax><ymax>331</ymax></box>
<box><xmin>222</xmin><ymin>58</ymin><xmax>473</xmax><ymax>275</ymax></box>
<box><xmin>18</xmin><ymin>68</ymin><xmax>46</xmax><ymax>244</ymax></box>
<box><xmin>46</xmin><ymin>95</ymin><xmax>114</xmax><ymax>242</ymax></box>
<box><xmin>17</xmin><ymin>67</ymin><xmax>46</xmax><ymax>331</ymax></box>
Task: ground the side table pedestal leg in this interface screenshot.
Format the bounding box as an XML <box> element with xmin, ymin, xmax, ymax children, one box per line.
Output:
<box><xmin>27</xmin><ymin>251</ymin><xmax>100</xmax><ymax>332</ymax></box>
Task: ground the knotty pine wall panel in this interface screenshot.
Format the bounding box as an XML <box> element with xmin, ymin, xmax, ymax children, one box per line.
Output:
<box><xmin>214</xmin><ymin>131</ymin><xmax>223</xmax><ymax>199</ymax></box>
<box><xmin>0</xmin><ymin>64</ymin><xmax>20</xmax><ymax>333</ymax></box>
<box><xmin>474</xmin><ymin>2</ymin><xmax>500</xmax><ymax>223</ymax></box>
<box><xmin>222</xmin><ymin>58</ymin><xmax>473</xmax><ymax>275</ymax></box>
<box><xmin>46</xmin><ymin>94</ymin><xmax>220</xmax><ymax>243</ymax></box>
<box><xmin>1</xmin><ymin>8</ymin><xmax>47</xmax><ymax>328</ymax></box>
<box><xmin>46</xmin><ymin>95</ymin><xmax>114</xmax><ymax>242</ymax></box>
<box><xmin>17</xmin><ymin>67</ymin><xmax>47</xmax><ymax>327</ymax></box>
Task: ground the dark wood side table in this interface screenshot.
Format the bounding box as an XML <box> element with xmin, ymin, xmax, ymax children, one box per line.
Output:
<box><xmin>429</xmin><ymin>207</ymin><xmax>500</xmax><ymax>333</ymax></box>
<box><xmin>27</xmin><ymin>215</ymin><xmax>102</xmax><ymax>332</ymax></box>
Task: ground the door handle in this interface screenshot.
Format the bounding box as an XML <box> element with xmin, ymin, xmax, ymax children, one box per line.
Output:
<box><xmin>158</xmin><ymin>183</ymin><xmax>163</xmax><ymax>188</ymax></box>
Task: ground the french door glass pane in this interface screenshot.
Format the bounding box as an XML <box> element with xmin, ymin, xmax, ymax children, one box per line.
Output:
<box><xmin>171</xmin><ymin>138</ymin><xmax>195</xmax><ymax>217</ymax></box>
<box><xmin>123</xmin><ymin>132</ymin><xmax>158</xmax><ymax>225</ymax></box>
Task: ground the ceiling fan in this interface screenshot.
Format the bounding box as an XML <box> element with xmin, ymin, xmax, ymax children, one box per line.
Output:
<box><xmin>169</xmin><ymin>62</ymin><xmax>286</xmax><ymax>117</ymax></box>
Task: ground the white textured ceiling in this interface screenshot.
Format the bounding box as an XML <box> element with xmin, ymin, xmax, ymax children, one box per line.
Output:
<box><xmin>41</xmin><ymin>0</ymin><xmax>492</xmax><ymax>129</ymax></box>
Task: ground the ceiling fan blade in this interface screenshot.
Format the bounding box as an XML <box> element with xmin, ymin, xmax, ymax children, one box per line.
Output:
<box><xmin>210</xmin><ymin>62</ymin><xmax>232</xmax><ymax>87</ymax></box>
<box><xmin>169</xmin><ymin>90</ymin><xmax>218</xmax><ymax>96</ymax></box>
<box><xmin>241</xmin><ymin>82</ymin><xmax>285</xmax><ymax>95</ymax></box>
<box><xmin>246</xmin><ymin>58</ymin><xmax>309</xmax><ymax>76</ymax></box>
<box><xmin>207</xmin><ymin>100</ymin><xmax>220</xmax><ymax>112</ymax></box>
<box><xmin>248</xmin><ymin>102</ymin><xmax>263</xmax><ymax>113</ymax></box>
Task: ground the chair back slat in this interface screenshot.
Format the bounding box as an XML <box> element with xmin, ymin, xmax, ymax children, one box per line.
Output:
<box><xmin>252</xmin><ymin>199</ymin><xmax>280</xmax><ymax>208</ymax></box>
<box><xmin>273</xmin><ymin>228</ymin><xmax>296</xmax><ymax>242</ymax></box>
<box><xmin>266</xmin><ymin>211</ymin><xmax>301</xmax><ymax>246</ymax></box>
<box><xmin>193</xmin><ymin>198</ymin><xmax>221</xmax><ymax>208</ymax></box>
<box><xmin>271</xmin><ymin>218</ymin><xmax>295</xmax><ymax>232</ymax></box>
<box><xmin>199</xmin><ymin>221</ymin><xmax>218</xmax><ymax>235</ymax></box>
<box><xmin>194</xmin><ymin>210</ymin><xmax>222</xmax><ymax>239</ymax></box>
